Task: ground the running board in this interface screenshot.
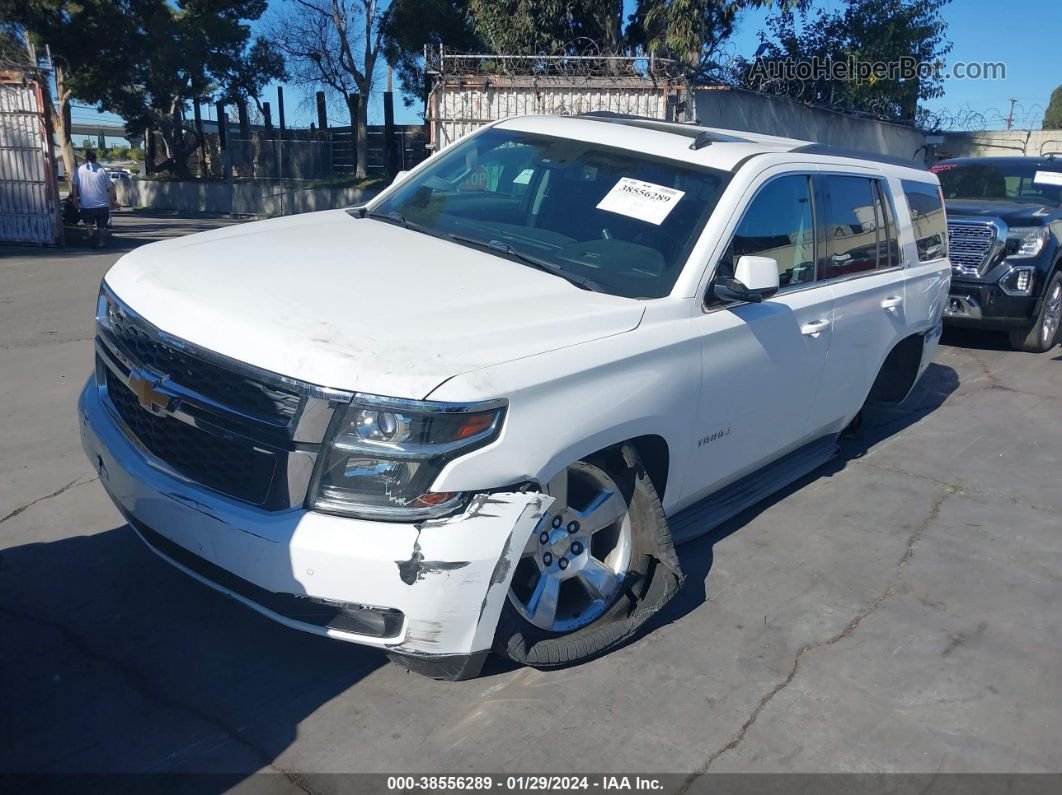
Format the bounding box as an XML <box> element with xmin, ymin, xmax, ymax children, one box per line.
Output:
<box><xmin>667</xmin><ymin>435</ymin><xmax>839</xmax><ymax>545</ymax></box>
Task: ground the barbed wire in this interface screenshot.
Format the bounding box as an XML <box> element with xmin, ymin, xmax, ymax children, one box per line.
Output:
<box><xmin>919</xmin><ymin>104</ymin><xmax>1048</xmax><ymax>132</ymax></box>
<box><xmin>708</xmin><ymin>46</ymin><xmax>1050</xmax><ymax>132</ymax></box>
<box><xmin>425</xmin><ymin>41</ymin><xmax>685</xmax><ymax>82</ymax></box>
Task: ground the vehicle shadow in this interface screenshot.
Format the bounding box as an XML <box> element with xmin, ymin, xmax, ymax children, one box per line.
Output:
<box><xmin>940</xmin><ymin>325</ymin><xmax>1012</xmax><ymax>352</ymax></box>
<box><xmin>0</xmin><ymin>522</ymin><xmax>385</xmax><ymax>785</ymax></box>
<box><xmin>649</xmin><ymin>361</ymin><xmax>961</xmax><ymax>634</ymax></box>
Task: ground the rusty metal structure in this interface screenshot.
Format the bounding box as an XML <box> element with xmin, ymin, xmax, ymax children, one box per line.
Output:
<box><xmin>424</xmin><ymin>45</ymin><xmax>692</xmax><ymax>152</ymax></box>
<box><xmin>0</xmin><ymin>67</ymin><xmax>62</xmax><ymax>246</ymax></box>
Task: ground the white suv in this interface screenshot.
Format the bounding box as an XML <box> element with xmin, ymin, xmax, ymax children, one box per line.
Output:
<box><xmin>79</xmin><ymin>114</ymin><xmax>950</xmax><ymax>679</ymax></box>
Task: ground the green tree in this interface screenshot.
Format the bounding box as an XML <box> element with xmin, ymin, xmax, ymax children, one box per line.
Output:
<box><xmin>1044</xmin><ymin>86</ymin><xmax>1062</xmax><ymax>130</ymax></box>
<box><xmin>97</xmin><ymin>1</ymin><xmax>285</xmax><ymax>176</ymax></box>
<box><xmin>0</xmin><ymin>24</ymin><xmax>30</xmax><ymax>65</ymax></box>
<box><xmin>467</xmin><ymin>0</ymin><xmax>624</xmax><ymax>56</ymax></box>
<box><xmin>381</xmin><ymin>0</ymin><xmax>481</xmax><ymax>107</ymax></box>
<box><xmin>737</xmin><ymin>0</ymin><xmax>952</xmax><ymax>122</ymax></box>
<box><xmin>4</xmin><ymin>0</ymin><xmax>284</xmax><ymax>179</ymax></box>
<box><xmin>629</xmin><ymin>0</ymin><xmax>803</xmax><ymax>74</ymax></box>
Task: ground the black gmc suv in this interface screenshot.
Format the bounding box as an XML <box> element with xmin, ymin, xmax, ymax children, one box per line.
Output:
<box><xmin>933</xmin><ymin>156</ymin><xmax>1062</xmax><ymax>352</ymax></box>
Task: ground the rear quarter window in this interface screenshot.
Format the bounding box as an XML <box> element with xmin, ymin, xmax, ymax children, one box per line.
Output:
<box><xmin>901</xmin><ymin>180</ymin><xmax>948</xmax><ymax>262</ymax></box>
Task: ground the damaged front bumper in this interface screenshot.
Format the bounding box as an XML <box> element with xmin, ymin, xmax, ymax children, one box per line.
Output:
<box><xmin>79</xmin><ymin>379</ymin><xmax>552</xmax><ymax>680</ymax></box>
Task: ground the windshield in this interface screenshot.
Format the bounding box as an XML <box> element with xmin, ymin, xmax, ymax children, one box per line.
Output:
<box><xmin>932</xmin><ymin>161</ymin><xmax>1062</xmax><ymax>205</ymax></box>
<box><xmin>370</xmin><ymin>128</ymin><xmax>730</xmax><ymax>299</ymax></box>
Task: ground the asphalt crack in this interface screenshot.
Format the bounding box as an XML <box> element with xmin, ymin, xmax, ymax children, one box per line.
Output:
<box><xmin>0</xmin><ymin>604</ymin><xmax>319</xmax><ymax>793</ymax></box>
<box><xmin>0</xmin><ymin>477</ymin><xmax>97</xmax><ymax>527</ymax></box>
<box><xmin>678</xmin><ymin>489</ymin><xmax>949</xmax><ymax>789</ymax></box>
<box><xmin>852</xmin><ymin>458</ymin><xmax>1062</xmax><ymax>517</ymax></box>
<box><xmin>958</xmin><ymin>348</ymin><xmax>1000</xmax><ymax>389</ymax></box>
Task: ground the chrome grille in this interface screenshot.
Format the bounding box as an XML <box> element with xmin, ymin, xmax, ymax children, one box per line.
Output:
<box><xmin>106</xmin><ymin>368</ymin><xmax>278</xmax><ymax>505</ymax></box>
<box><xmin>95</xmin><ymin>286</ymin><xmax>352</xmax><ymax>510</ymax></box>
<box><xmin>108</xmin><ymin>313</ymin><xmax>301</xmax><ymax>427</ymax></box>
<box><xmin>947</xmin><ymin>222</ymin><xmax>997</xmax><ymax>276</ymax></box>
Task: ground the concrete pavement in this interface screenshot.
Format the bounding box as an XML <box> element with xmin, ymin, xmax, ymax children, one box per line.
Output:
<box><xmin>1</xmin><ymin>214</ymin><xmax>1060</xmax><ymax>788</ymax></box>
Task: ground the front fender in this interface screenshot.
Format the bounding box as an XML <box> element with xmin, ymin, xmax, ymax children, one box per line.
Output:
<box><xmin>426</xmin><ymin>324</ymin><xmax>703</xmax><ymax>516</ymax></box>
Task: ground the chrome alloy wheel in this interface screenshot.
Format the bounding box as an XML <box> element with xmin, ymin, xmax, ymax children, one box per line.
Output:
<box><xmin>1042</xmin><ymin>281</ymin><xmax>1062</xmax><ymax>347</ymax></box>
<box><xmin>508</xmin><ymin>463</ymin><xmax>634</xmax><ymax>633</ymax></box>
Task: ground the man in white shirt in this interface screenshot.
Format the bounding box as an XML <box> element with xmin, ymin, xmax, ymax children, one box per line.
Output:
<box><xmin>71</xmin><ymin>150</ymin><xmax>117</xmax><ymax>248</ymax></box>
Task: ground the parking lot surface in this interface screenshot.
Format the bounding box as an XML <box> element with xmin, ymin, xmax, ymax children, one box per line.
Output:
<box><xmin>2</xmin><ymin>214</ymin><xmax>1060</xmax><ymax>787</ymax></box>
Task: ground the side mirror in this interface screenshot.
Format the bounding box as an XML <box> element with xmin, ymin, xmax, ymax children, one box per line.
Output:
<box><xmin>714</xmin><ymin>256</ymin><xmax>781</xmax><ymax>304</ymax></box>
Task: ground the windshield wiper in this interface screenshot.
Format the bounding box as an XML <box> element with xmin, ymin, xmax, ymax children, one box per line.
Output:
<box><xmin>447</xmin><ymin>233</ymin><xmax>601</xmax><ymax>292</ymax></box>
<box><xmin>366</xmin><ymin>210</ymin><xmax>447</xmax><ymax>240</ymax></box>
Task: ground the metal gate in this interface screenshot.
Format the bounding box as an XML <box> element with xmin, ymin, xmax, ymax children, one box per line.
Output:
<box><xmin>0</xmin><ymin>74</ymin><xmax>61</xmax><ymax>246</ymax></box>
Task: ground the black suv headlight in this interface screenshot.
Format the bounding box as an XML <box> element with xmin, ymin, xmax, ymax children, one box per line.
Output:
<box><xmin>309</xmin><ymin>394</ymin><xmax>507</xmax><ymax>521</ymax></box>
<box><xmin>1005</xmin><ymin>227</ymin><xmax>1049</xmax><ymax>259</ymax></box>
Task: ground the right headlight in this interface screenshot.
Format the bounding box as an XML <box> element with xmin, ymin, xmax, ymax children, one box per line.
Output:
<box><xmin>309</xmin><ymin>393</ymin><xmax>507</xmax><ymax>521</ymax></box>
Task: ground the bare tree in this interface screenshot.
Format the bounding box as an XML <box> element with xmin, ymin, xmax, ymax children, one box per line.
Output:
<box><xmin>268</xmin><ymin>0</ymin><xmax>392</xmax><ymax>178</ymax></box>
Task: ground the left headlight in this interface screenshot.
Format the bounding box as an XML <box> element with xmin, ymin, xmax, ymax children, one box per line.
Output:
<box><xmin>1005</xmin><ymin>226</ymin><xmax>1049</xmax><ymax>259</ymax></box>
<box><xmin>96</xmin><ymin>282</ymin><xmax>120</xmax><ymax>331</ymax></box>
<box><xmin>309</xmin><ymin>394</ymin><xmax>507</xmax><ymax>521</ymax></box>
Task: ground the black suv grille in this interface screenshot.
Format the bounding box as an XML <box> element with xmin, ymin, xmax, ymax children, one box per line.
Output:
<box><xmin>106</xmin><ymin>368</ymin><xmax>277</xmax><ymax>505</ymax></box>
<box><xmin>109</xmin><ymin>314</ymin><xmax>301</xmax><ymax>427</ymax></box>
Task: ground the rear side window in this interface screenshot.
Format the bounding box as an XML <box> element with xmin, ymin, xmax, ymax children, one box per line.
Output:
<box><xmin>820</xmin><ymin>175</ymin><xmax>897</xmax><ymax>278</ymax></box>
<box><xmin>902</xmin><ymin>180</ymin><xmax>948</xmax><ymax>262</ymax></box>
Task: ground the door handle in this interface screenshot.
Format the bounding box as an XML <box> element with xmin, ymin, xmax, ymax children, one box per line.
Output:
<box><xmin>881</xmin><ymin>295</ymin><xmax>903</xmax><ymax>311</ymax></box>
<box><xmin>800</xmin><ymin>319</ymin><xmax>831</xmax><ymax>336</ymax></box>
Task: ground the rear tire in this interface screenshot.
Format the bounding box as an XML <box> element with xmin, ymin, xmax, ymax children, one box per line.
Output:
<box><xmin>494</xmin><ymin>444</ymin><xmax>682</xmax><ymax>668</ymax></box>
<box><xmin>1009</xmin><ymin>271</ymin><xmax>1062</xmax><ymax>353</ymax></box>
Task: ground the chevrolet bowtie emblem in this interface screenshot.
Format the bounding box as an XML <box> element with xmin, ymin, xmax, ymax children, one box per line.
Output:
<box><xmin>128</xmin><ymin>371</ymin><xmax>173</xmax><ymax>413</ymax></box>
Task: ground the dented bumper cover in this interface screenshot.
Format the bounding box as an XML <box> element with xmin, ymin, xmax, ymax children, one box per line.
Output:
<box><xmin>79</xmin><ymin>380</ymin><xmax>552</xmax><ymax>680</ymax></box>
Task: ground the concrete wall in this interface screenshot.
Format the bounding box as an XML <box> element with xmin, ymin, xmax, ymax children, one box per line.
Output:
<box><xmin>933</xmin><ymin>130</ymin><xmax>1062</xmax><ymax>159</ymax></box>
<box><xmin>694</xmin><ymin>86</ymin><xmax>928</xmax><ymax>162</ymax></box>
<box><xmin>114</xmin><ymin>180</ymin><xmax>379</xmax><ymax>218</ymax></box>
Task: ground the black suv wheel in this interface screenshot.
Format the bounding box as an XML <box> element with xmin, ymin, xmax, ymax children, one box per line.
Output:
<box><xmin>1010</xmin><ymin>271</ymin><xmax>1062</xmax><ymax>353</ymax></box>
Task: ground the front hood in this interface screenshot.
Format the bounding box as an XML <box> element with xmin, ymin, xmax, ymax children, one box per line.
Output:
<box><xmin>105</xmin><ymin>210</ymin><xmax>644</xmax><ymax>399</ymax></box>
<box><xmin>945</xmin><ymin>199</ymin><xmax>1058</xmax><ymax>224</ymax></box>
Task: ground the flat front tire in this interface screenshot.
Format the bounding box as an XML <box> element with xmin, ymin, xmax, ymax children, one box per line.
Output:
<box><xmin>494</xmin><ymin>444</ymin><xmax>682</xmax><ymax>669</ymax></box>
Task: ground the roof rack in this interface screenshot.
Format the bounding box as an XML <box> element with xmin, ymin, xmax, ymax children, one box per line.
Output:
<box><xmin>576</xmin><ymin>111</ymin><xmax>749</xmax><ymax>147</ymax></box>
<box><xmin>790</xmin><ymin>143</ymin><xmax>927</xmax><ymax>171</ymax></box>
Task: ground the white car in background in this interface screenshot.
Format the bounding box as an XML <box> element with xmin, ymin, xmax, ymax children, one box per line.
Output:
<box><xmin>79</xmin><ymin>114</ymin><xmax>950</xmax><ymax>679</ymax></box>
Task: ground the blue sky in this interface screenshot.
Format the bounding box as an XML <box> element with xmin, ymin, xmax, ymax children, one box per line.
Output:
<box><xmin>725</xmin><ymin>0</ymin><xmax>1062</xmax><ymax>128</ymax></box>
<box><xmin>72</xmin><ymin>0</ymin><xmax>1062</xmax><ymax>142</ymax></box>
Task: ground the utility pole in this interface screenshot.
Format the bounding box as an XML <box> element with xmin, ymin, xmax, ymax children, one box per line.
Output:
<box><xmin>1005</xmin><ymin>98</ymin><xmax>1017</xmax><ymax>130</ymax></box>
<box><xmin>316</xmin><ymin>91</ymin><xmax>328</xmax><ymax>131</ymax></box>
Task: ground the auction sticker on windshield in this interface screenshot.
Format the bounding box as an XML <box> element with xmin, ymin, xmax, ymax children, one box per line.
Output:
<box><xmin>596</xmin><ymin>177</ymin><xmax>685</xmax><ymax>225</ymax></box>
<box><xmin>1033</xmin><ymin>170</ymin><xmax>1062</xmax><ymax>187</ymax></box>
